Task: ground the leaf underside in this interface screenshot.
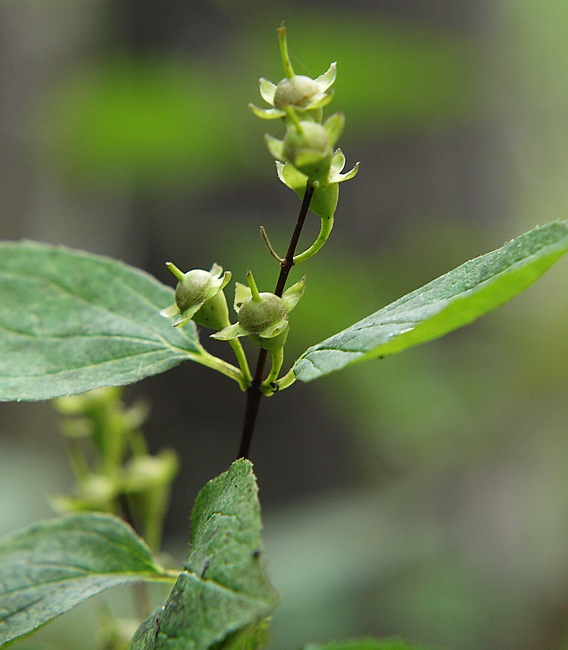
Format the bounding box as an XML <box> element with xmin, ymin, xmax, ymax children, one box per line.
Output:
<box><xmin>0</xmin><ymin>241</ymin><xmax>203</xmax><ymax>401</ymax></box>
<box><xmin>130</xmin><ymin>459</ymin><xmax>278</xmax><ymax>650</ymax></box>
<box><xmin>0</xmin><ymin>513</ymin><xmax>166</xmax><ymax>647</ymax></box>
<box><xmin>294</xmin><ymin>221</ymin><xmax>568</xmax><ymax>382</ymax></box>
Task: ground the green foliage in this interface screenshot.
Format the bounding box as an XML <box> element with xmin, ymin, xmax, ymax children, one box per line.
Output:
<box><xmin>0</xmin><ymin>513</ymin><xmax>169</xmax><ymax>647</ymax></box>
<box><xmin>304</xmin><ymin>640</ymin><xmax>435</xmax><ymax>650</ymax></box>
<box><xmin>294</xmin><ymin>221</ymin><xmax>568</xmax><ymax>382</ymax></box>
<box><xmin>1</xmin><ymin>19</ymin><xmax>567</xmax><ymax>650</ymax></box>
<box><xmin>0</xmin><ymin>242</ymin><xmax>243</xmax><ymax>401</ymax></box>
<box><xmin>53</xmin><ymin>387</ymin><xmax>178</xmax><ymax>554</ymax></box>
<box><xmin>43</xmin><ymin>58</ymin><xmax>245</xmax><ymax>190</ymax></box>
<box><xmin>129</xmin><ymin>459</ymin><xmax>278</xmax><ymax>649</ymax></box>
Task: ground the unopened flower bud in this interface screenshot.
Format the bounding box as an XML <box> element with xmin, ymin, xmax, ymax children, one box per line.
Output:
<box><xmin>273</xmin><ymin>76</ymin><xmax>320</xmax><ymax>110</ymax></box>
<box><xmin>174</xmin><ymin>269</ymin><xmax>213</xmax><ymax>313</ymax></box>
<box><xmin>283</xmin><ymin>121</ymin><xmax>332</xmax><ymax>182</ymax></box>
<box><xmin>161</xmin><ymin>262</ymin><xmax>231</xmax><ymax>330</ymax></box>
<box><xmin>237</xmin><ymin>293</ymin><xmax>287</xmax><ymax>335</ymax></box>
<box><xmin>211</xmin><ymin>274</ymin><xmax>306</xmax><ymax>352</ymax></box>
<box><xmin>238</xmin><ymin>292</ymin><xmax>289</xmax><ymax>351</ymax></box>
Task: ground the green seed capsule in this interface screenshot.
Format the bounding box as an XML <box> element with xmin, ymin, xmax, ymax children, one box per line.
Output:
<box><xmin>193</xmin><ymin>290</ymin><xmax>230</xmax><ymax>330</ymax></box>
<box><xmin>161</xmin><ymin>262</ymin><xmax>232</xmax><ymax>329</ymax></box>
<box><xmin>273</xmin><ymin>75</ymin><xmax>320</xmax><ymax>110</ymax></box>
<box><xmin>174</xmin><ymin>269</ymin><xmax>212</xmax><ymax>313</ymax></box>
<box><xmin>238</xmin><ymin>293</ymin><xmax>287</xmax><ymax>335</ymax></box>
<box><xmin>283</xmin><ymin>121</ymin><xmax>332</xmax><ymax>182</ymax></box>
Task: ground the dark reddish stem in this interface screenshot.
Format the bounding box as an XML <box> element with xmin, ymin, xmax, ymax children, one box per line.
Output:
<box><xmin>237</xmin><ymin>183</ymin><xmax>315</xmax><ymax>459</ymax></box>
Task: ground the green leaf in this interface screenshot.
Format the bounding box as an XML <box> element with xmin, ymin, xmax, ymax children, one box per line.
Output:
<box><xmin>0</xmin><ymin>241</ymin><xmax>208</xmax><ymax>401</ymax></box>
<box><xmin>130</xmin><ymin>459</ymin><xmax>278</xmax><ymax>650</ymax></box>
<box><xmin>0</xmin><ymin>513</ymin><xmax>168</xmax><ymax>647</ymax></box>
<box><xmin>304</xmin><ymin>639</ymin><xmax>436</xmax><ymax>650</ymax></box>
<box><xmin>294</xmin><ymin>221</ymin><xmax>568</xmax><ymax>382</ymax></box>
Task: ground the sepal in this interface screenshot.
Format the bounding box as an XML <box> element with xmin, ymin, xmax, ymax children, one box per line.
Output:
<box><xmin>323</xmin><ymin>112</ymin><xmax>345</xmax><ymax>147</ymax></box>
<box><xmin>265</xmin><ymin>133</ymin><xmax>285</xmax><ymax>160</ymax></box>
<box><xmin>282</xmin><ymin>277</ymin><xmax>306</xmax><ymax>312</ymax></box>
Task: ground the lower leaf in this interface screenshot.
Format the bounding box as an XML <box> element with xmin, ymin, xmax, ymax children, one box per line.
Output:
<box><xmin>130</xmin><ymin>459</ymin><xmax>278</xmax><ymax>650</ymax></box>
<box><xmin>0</xmin><ymin>513</ymin><xmax>170</xmax><ymax>647</ymax></box>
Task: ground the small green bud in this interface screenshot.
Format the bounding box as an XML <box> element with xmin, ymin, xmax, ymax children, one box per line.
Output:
<box><xmin>174</xmin><ymin>269</ymin><xmax>213</xmax><ymax>313</ymax></box>
<box><xmin>51</xmin><ymin>475</ymin><xmax>117</xmax><ymax>513</ymax></box>
<box><xmin>211</xmin><ymin>275</ymin><xmax>305</xmax><ymax>352</ymax></box>
<box><xmin>161</xmin><ymin>262</ymin><xmax>231</xmax><ymax>330</ymax></box>
<box><xmin>121</xmin><ymin>450</ymin><xmax>179</xmax><ymax>493</ymax></box>
<box><xmin>249</xmin><ymin>25</ymin><xmax>336</xmax><ymax>120</ymax></box>
<box><xmin>273</xmin><ymin>76</ymin><xmax>321</xmax><ymax>110</ymax></box>
<box><xmin>283</xmin><ymin>121</ymin><xmax>332</xmax><ymax>182</ymax></box>
<box><xmin>238</xmin><ymin>292</ymin><xmax>288</xmax><ymax>335</ymax></box>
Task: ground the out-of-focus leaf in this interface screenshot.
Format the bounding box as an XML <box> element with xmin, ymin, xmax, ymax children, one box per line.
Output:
<box><xmin>305</xmin><ymin>640</ymin><xmax>436</xmax><ymax>650</ymax></box>
<box><xmin>42</xmin><ymin>59</ymin><xmax>248</xmax><ymax>189</ymax></box>
<box><xmin>0</xmin><ymin>514</ymin><xmax>168</xmax><ymax>647</ymax></box>
<box><xmin>294</xmin><ymin>221</ymin><xmax>568</xmax><ymax>381</ymax></box>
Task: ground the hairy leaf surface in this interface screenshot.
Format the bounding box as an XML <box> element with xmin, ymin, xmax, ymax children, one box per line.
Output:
<box><xmin>0</xmin><ymin>241</ymin><xmax>204</xmax><ymax>401</ymax></box>
<box><xmin>0</xmin><ymin>513</ymin><xmax>168</xmax><ymax>646</ymax></box>
<box><xmin>130</xmin><ymin>459</ymin><xmax>278</xmax><ymax>650</ymax></box>
<box><xmin>294</xmin><ymin>221</ymin><xmax>568</xmax><ymax>381</ymax></box>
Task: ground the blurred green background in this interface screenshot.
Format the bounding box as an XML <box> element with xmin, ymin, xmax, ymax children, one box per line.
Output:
<box><xmin>1</xmin><ymin>1</ymin><xmax>568</xmax><ymax>649</ymax></box>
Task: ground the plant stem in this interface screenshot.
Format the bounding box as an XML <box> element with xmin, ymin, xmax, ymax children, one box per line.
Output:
<box><xmin>275</xmin><ymin>182</ymin><xmax>315</xmax><ymax>295</ymax></box>
<box><xmin>229</xmin><ymin>338</ymin><xmax>252</xmax><ymax>384</ymax></box>
<box><xmin>197</xmin><ymin>349</ymin><xmax>248</xmax><ymax>391</ymax></box>
<box><xmin>293</xmin><ymin>215</ymin><xmax>334</xmax><ymax>264</ymax></box>
<box><xmin>273</xmin><ymin>366</ymin><xmax>296</xmax><ymax>391</ymax></box>
<box><xmin>238</xmin><ymin>183</ymin><xmax>315</xmax><ymax>459</ymax></box>
<box><xmin>262</xmin><ymin>346</ymin><xmax>284</xmax><ymax>389</ymax></box>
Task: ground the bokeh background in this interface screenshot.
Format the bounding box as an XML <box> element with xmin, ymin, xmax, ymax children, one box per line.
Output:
<box><xmin>2</xmin><ymin>1</ymin><xmax>568</xmax><ymax>649</ymax></box>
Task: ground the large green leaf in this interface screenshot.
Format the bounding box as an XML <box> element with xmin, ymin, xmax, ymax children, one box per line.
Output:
<box><xmin>294</xmin><ymin>221</ymin><xmax>568</xmax><ymax>382</ymax></box>
<box><xmin>0</xmin><ymin>241</ymin><xmax>208</xmax><ymax>401</ymax></box>
<box><xmin>305</xmin><ymin>640</ymin><xmax>436</xmax><ymax>650</ymax></box>
<box><xmin>305</xmin><ymin>640</ymin><xmax>435</xmax><ymax>650</ymax></box>
<box><xmin>130</xmin><ymin>459</ymin><xmax>278</xmax><ymax>650</ymax></box>
<box><xmin>0</xmin><ymin>513</ymin><xmax>169</xmax><ymax>647</ymax></box>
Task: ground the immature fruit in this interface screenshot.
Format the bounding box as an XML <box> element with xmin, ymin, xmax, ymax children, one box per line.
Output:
<box><xmin>174</xmin><ymin>269</ymin><xmax>212</xmax><ymax>313</ymax></box>
<box><xmin>193</xmin><ymin>290</ymin><xmax>230</xmax><ymax>330</ymax></box>
<box><xmin>283</xmin><ymin>121</ymin><xmax>332</xmax><ymax>182</ymax></box>
<box><xmin>211</xmin><ymin>275</ymin><xmax>305</xmax><ymax>352</ymax></box>
<box><xmin>238</xmin><ymin>293</ymin><xmax>287</xmax><ymax>335</ymax></box>
<box><xmin>161</xmin><ymin>262</ymin><xmax>231</xmax><ymax>329</ymax></box>
<box><xmin>273</xmin><ymin>75</ymin><xmax>320</xmax><ymax>109</ymax></box>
